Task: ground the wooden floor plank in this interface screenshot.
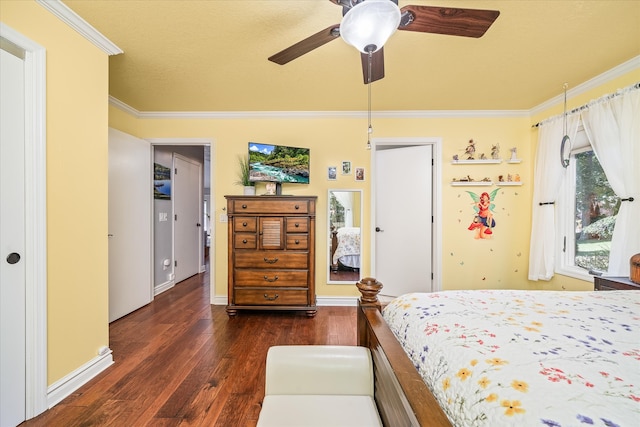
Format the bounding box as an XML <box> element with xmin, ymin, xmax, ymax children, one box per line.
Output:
<box><xmin>20</xmin><ymin>265</ymin><xmax>357</xmax><ymax>426</ymax></box>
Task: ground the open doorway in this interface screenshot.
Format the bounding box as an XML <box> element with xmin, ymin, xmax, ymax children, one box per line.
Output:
<box><xmin>149</xmin><ymin>140</ymin><xmax>213</xmax><ymax>299</ymax></box>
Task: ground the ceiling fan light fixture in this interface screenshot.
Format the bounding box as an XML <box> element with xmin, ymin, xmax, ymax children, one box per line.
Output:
<box><xmin>340</xmin><ymin>0</ymin><xmax>401</xmax><ymax>53</ymax></box>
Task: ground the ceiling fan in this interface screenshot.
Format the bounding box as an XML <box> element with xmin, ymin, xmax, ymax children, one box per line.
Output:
<box><xmin>268</xmin><ymin>0</ymin><xmax>500</xmax><ymax>84</ymax></box>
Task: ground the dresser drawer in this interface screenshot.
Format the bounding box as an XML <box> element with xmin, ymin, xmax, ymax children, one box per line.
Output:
<box><xmin>234</xmin><ymin>234</ymin><xmax>257</xmax><ymax>249</ymax></box>
<box><xmin>231</xmin><ymin>199</ymin><xmax>310</xmax><ymax>214</ymax></box>
<box><xmin>234</xmin><ymin>289</ymin><xmax>309</xmax><ymax>306</ymax></box>
<box><xmin>234</xmin><ymin>217</ymin><xmax>257</xmax><ymax>232</ymax></box>
<box><xmin>235</xmin><ymin>252</ymin><xmax>308</xmax><ymax>269</ymax></box>
<box><xmin>234</xmin><ymin>269</ymin><xmax>308</xmax><ymax>287</ymax></box>
<box><xmin>286</xmin><ymin>217</ymin><xmax>309</xmax><ymax>232</ymax></box>
<box><xmin>286</xmin><ymin>234</ymin><xmax>308</xmax><ymax>250</ymax></box>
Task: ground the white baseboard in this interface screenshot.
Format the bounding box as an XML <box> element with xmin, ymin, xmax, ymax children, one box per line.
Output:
<box><xmin>211</xmin><ymin>295</ymin><xmax>359</xmax><ymax>307</ymax></box>
<box><xmin>154</xmin><ymin>280</ymin><xmax>175</xmax><ymax>296</ymax></box>
<box><xmin>47</xmin><ymin>348</ymin><xmax>114</xmax><ymax>408</ymax></box>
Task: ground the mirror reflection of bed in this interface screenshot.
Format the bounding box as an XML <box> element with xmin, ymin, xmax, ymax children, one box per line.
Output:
<box><xmin>328</xmin><ymin>190</ymin><xmax>362</xmax><ymax>284</ymax></box>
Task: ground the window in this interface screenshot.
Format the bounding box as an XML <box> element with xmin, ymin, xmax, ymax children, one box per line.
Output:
<box><xmin>557</xmin><ymin>128</ymin><xmax>620</xmax><ymax>280</ymax></box>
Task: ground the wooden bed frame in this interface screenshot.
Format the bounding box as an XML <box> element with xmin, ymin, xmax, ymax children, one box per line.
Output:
<box><xmin>355</xmin><ymin>277</ymin><xmax>452</xmax><ymax>427</ymax></box>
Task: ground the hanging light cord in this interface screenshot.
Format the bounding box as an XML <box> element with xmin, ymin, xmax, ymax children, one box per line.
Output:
<box><xmin>366</xmin><ymin>51</ymin><xmax>373</xmax><ymax>150</ymax></box>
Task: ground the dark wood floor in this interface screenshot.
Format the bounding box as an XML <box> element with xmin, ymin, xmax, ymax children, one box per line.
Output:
<box><xmin>21</xmin><ymin>265</ymin><xmax>357</xmax><ymax>427</ymax></box>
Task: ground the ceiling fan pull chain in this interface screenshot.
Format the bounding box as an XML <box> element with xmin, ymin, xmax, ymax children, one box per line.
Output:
<box><xmin>367</xmin><ymin>50</ymin><xmax>373</xmax><ymax>150</ymax></box>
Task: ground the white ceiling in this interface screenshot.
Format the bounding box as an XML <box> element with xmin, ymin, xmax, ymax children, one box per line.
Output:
<box><xmin>63</xmin><ymin>0</ymin><xmax>640</xmax><ymax>112</ymax></box>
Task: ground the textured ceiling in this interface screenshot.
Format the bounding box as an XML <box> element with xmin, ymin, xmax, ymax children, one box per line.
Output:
<box><xmin>63</xmin><ymin>0</ymin><xmax>640</xmax><ymax>112</ymax></box>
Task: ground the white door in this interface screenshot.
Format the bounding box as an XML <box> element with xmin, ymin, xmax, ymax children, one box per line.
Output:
<box><xmin>1</xmin><ymin>45</ymin><xmax>26</xmax><ymax>427</ymax></box>
<box><xmin>375</xmin><ymin>145</ymin><xmax>433</xmax><ymax>297</ymax></box>
<box><xmin>173</xmin><ymin>155</ymin><xmax>202</xmax><ymax>283</ymax></box>
<box><xmin>108</xmin><ymin>128</ymin><xmax>152</xmax><ymax>322</ymax></box>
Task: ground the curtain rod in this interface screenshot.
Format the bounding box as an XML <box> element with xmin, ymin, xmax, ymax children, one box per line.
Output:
<box><xmin>531</xmin><ymin>82</ymin><xmax>640</xmax><ymax>128</ymax></box>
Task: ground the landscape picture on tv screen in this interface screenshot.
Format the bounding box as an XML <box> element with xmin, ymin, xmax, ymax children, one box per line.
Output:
<box><xmin>248</xmin><ymin>143</ymin><xmax>310</xmax><ymax>184</ymax></box>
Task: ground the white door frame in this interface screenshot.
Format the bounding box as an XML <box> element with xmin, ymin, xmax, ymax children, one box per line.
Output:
<box><xmin>147</xmin><ymin>139</ymin><xmax>215</xmax><ymax>303</ymax></box>
<box><xmin>370</xmin><ymin>137</ymin><xmax>443</xmax><ymax>292</ymax></box>
<box><xmin>0</xmin><ymin>24</ymin><xmax>48</xmax><ymax>418</ymax></box>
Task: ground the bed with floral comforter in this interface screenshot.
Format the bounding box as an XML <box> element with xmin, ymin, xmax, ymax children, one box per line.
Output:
<box><xmin>382</xmin><ymin>290</ymin><xmax>640</xmax><ymax>427</ymax></box>
<box><xmin>332</xmin><ymin>227</ymin><xmax>360</xmax><ymax>268</ymax></box>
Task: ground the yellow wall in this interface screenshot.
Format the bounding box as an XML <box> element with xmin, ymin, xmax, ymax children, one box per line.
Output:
<box><xmin>1</xmin><ymin>1</ymin><xmax>110</xmax><ymax>384</ymax></box>
<box><xmin>112</xmin><ymin>67</ymin><xmax>639</xmax><ymax>298</ymax></box>
<box><xmin>109</xmin><ymin>112</ymin><xmax>532</xmax><ymax>297</ymax></box>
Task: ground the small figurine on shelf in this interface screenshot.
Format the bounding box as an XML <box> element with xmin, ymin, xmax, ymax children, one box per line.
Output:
<box><xmin>453</xmin><ymin>154</ymin><xmax>459</xmax><ymax>161</ymax></box>
<box><xmin>515</xmin><ymin>174</ymin><xmax>521</xmax><ymax>182</ymax></box>
<box><xmin>464</xmin><ymin>139</ymin><xmax>476</xmax><ymax>160</ymax></box>
<box><xmin>479</xmin><ymin>153</ymin><xmax>487</xmax><ymax>160</ymax></box>
<box><xmin>491</xmin><ymin>143</ymin><xmax>500</xmax><ymax>160</ymax></box>
<box><xmin>507</xmin><ymin>174</ymin><xmax>513</xmax><ymax>182</ymax></box>
<box><xmin>498</xmin><ymin>175</ymin><xmax>505</xmax><ymax>182</ymax></box>
<box><xmin>510</xmin><ymin>147</ymin><xmax>518</xmax><ymax>161</ymax></box>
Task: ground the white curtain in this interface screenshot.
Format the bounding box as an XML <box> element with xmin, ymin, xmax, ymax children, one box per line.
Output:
<box><xmin>528</xmin><ymin>114</ymin><xmax>581</xmax><ymax>281</ymax></box>
<box><xmin>582</xmin><ymin>84</ymin><xmax>640</xmax><ymax>276</ymax></box>
<box><xmin>333</xmin><ymin>191</ymin><xmax>354</xmax><ymax>227</ymax></box>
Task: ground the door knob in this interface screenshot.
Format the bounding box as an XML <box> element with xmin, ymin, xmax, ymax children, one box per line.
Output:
<box><xmin>375</xmin><ymin>227</ymin><xmax>384</xmax><ymax>232</ymax></box>
<box><xmin>6</xmin><ymin>252</ymin><xmax>21</xmax><ymax>264</ymax></box>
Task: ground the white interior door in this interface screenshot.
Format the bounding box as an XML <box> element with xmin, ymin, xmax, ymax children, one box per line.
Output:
<box><xmin>108</xmin><ymin>128</ymin><xmax>152</xmax><ymax>322</ymax></box>
<box><xmin>1</xmin><ymin>44</ymin><xmax>27</xmax><ymax>427</ymax></box>
<box><xmin>173</xmin><ymin>154</ymin><xmax>202</xmax><ymax>283</ymax></box>
<box><xmin>375</xmin><ymin>145</ymin><xmax>433</xmax><ymax>297</ymax></box>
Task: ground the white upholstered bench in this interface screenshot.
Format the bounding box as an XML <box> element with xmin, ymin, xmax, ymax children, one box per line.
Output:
<box><xmin>257</xmin><ymin>345</ymin><xmax>383</xmax><ymax>427</ymax></box>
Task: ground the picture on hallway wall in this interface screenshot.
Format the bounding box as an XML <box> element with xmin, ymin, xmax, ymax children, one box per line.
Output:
<box><xmin>154</xmin><ymin>163</ymin><xmax>171</xmax><ymax>200</ymax></box>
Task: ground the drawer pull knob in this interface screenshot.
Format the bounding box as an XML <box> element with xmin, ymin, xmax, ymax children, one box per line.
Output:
<box><xmin>263</xmin><ymin>257</ymin><xmax>279</xmax><ymax>264</ymax></box>
<box><xmin>242</xmin><ymin>204</ymin><xmax>247</xmax><ymax>209</ymax></box>
<box><xmin>294</xmin><ymin>205</ymin><xmax>300</xmax><ymax>209</ymax></box>
<box><xmin>294</xmin><ymin>223</ymin><xmax>299</xmax><ymax>227</ymax></box>
<box><xmin>242</xmin><ymin>239</ymin><xmax>247</xmax><ymax>244</ymax></box>
<box><xmin>242</xmin><ymin>222</ymin><xmax>248</xmax><ymax>227</ymax></box>
<box><xmin>263</xmin><ymin>275</ymin><xmax>279</xmax><ymax>282</ymax></box>
<box><xmin>264</xmin><ymin>293</ymin><xmax>279</xmax><ymax>301</ymax></box>
<box><xmin>294</xmin><ymin>239</ymin><xmax>300</xmax><ymax>244</ymax></box>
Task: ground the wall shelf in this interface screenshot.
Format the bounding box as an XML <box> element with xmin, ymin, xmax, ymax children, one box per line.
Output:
<box><xmin>450</xmin><ymin>181</ymin><xmax>493</xmax><ymax>186</ymax></box>
<box><xmin>496</xmin><ymin>182</ymin><xmax>523</xmax><ymax>186</ymax></box>
<box><xmin>451</xmin><ymin>159</ymin><xmax>502</xmax><ymax>165</ymax></box>
<box><xmin>507</xmin><ymin>159</ymin><xmax>522</xmax><ymax>164</ymax></box>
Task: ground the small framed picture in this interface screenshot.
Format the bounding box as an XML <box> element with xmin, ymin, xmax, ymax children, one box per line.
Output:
<box><xmin>341</xmin><ymin>161</ymin><xmax>351</xmax><ymax>175</ymax></box>
<box><xmin>265</xmin><ymin>182</ymin><xmax>276</xmax><ymax>195</ymax></box>
<box><xmin>327</xmin><ymin>166</ymin><xmax>337</xmax><ymax>180</ymax></box>
<box><xmin>355</xmin><ymin>167</ymin><xmax>365</xmax><ymax>182</ymax></box>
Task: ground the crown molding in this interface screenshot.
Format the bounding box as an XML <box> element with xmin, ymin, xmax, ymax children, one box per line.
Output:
<box><xmin>529</xmin><ymin>55</ymin><xmax>640</xmax><ymax>116</ymax></box>
<box><xmin>108</xmin><ymin>97</ymin><xmax>529</xmax><ymax>120</ymax></box>
<box><xmin>36</xmin><ymin>0</ymin><xmax>122</xmax><ymax>55</ymax></box>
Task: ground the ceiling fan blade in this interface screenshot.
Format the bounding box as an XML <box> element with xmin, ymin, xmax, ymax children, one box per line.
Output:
<box><xmin>268</xmin><ymin>24</ymin><xmax>340</xmax><ymax>65</ymax></box>
<box><xmin>399</xmin><ymin>5</ymin><xmax>500</xmax><ymax>38</ymax></box>
<box><xmin>360</xmin><ymin>49</ymin><xmax>385</xmax><ymax>84</ymax></box>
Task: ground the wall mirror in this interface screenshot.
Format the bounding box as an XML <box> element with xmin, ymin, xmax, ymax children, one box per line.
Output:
<box><xmin>327</xmin><ymin>189</ymin><xmax>363</xmax><ymax>284</ymax></box>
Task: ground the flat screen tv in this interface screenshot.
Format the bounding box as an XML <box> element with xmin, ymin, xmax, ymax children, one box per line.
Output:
<box><xmin>248</xmin><ymin>142</ymin><xmax>310</xmax><ymax>194</ymax></box>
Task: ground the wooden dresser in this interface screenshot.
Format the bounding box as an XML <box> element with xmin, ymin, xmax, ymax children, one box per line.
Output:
<box><xmin>225</xmin><ymin>195</ymin><xmax>317</xmax><ymax>317</ymax></box>
<box><xmin>593</xmin><ymin>276</ymin><xmax>640</xmax><ymax>291</ymax></box>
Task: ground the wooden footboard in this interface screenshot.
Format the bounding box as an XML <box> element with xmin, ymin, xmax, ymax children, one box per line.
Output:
<box><xmin>356</xmin><ymin>278</ymin><xmax>451</xmax><ymax>427</ymax></box>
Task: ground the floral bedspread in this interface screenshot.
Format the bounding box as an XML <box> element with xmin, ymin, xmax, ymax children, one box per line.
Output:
<box><xmin>382</xmin><ymin>290</ymin><xmax>640</xmax><ymax>427</ymax></box>
<box><xmin>332</xmin><ymin>227</ymin><xmax>360</xmax><ymax>263</ymax></box>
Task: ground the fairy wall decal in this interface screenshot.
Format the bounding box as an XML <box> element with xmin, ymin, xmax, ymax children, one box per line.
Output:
<box><xmin>467</xmin><ymin>188</ymin><xmax>499</xmax><ymax>239</ymax></box>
